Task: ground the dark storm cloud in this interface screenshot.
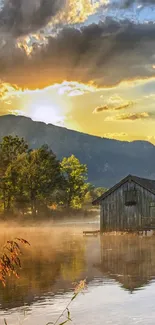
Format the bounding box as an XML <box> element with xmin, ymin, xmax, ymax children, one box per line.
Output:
<box><xmin>0</xmin><ymin>0</ymin><xmax>66</xmax><ymax>37</ymax></box>
<box><xmin>1</xmin><ymin>18</ymin><xmax>155</xmax><ymax>88</ymax></box>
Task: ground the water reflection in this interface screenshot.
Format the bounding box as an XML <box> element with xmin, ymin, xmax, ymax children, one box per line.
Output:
<box><xmin>0</xmin><ymin>231</ymin><xmax>86</xmax><ymax>310</ymax></box>
<box><xmin>98</xmin><ymin>235</ymin><xmax>155</xmax><ymax>293</ymax></box>
<box><xmin>1</xmin><ymin>227</ymin><xmax>155</xmax><ymax>313</ymax></box>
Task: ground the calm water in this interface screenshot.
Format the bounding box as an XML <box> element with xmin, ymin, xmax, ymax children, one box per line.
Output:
<box><xmin>1</xmin><ymin>221</ymin><xmax>155</xmax><ymax>325</ymax></box>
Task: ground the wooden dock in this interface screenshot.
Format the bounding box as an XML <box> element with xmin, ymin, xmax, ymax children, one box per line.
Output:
<box><xmin>83</xmin><ymin>230</ymin><xmax>100</xmax><ymax>236</ymax></box>
<box><xmin>83</xmin><ymin>229</ymin><xmax>155</xmax><ymax>236</ymax></box>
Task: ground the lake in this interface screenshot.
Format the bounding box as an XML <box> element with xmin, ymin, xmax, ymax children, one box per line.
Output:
<box><xmin>1</xmin><ymin>220</ymin><xmax>155</xmax><ymax>325</ymax></box>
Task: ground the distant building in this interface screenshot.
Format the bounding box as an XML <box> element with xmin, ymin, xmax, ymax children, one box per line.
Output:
<box><xmin>92</xmin><ymin>175</ymin><xmax>155</xmax><ymax>232</ymax></box>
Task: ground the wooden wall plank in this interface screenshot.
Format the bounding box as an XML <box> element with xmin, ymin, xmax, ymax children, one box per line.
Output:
<box><xmin>100</xmin><ymin>181</ymin><xmax>155</xmax><ymax>231</ymax></box>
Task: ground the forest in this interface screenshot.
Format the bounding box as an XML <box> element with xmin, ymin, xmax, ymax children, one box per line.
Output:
<box><xmin>0</xmin><ymin>135</ymin><xmax>106</xmax><ymax>218</ymax></box>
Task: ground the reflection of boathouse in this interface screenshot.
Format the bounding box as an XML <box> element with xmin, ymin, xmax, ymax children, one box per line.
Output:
<box><xmin>93</xmin><ymin>175</ymin><xmax>155</xmax><ymax>232</ymax></box>
<box><xmin>96</xmin><ymin>235</ymin><xmax>155</xmax><ymax>292</ymax></box>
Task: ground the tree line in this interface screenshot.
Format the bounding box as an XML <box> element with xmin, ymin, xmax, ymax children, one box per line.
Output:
<box><xmin>0</xmin><ymin>136</ymin><xmax>106</xmax><ymax>217</ymax></box>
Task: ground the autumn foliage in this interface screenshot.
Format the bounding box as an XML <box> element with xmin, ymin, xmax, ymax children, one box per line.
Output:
<box><xmin>0</xmin><ymin>238</ymin><xmax>30</xmax><ymax>286</ymax></box>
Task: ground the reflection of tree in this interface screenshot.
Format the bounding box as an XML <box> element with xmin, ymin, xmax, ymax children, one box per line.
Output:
<box><xmin>0</xmin><ymin>236</ymin><xmax>86</xmax><ymax>310</ymax></box>
<box><xmin>60</xmin><ymin>241</ymin><xmax>85</xmax><ymax>282</ymax></box>
<box><xmin>96</xmin><ymin>235</ymin><xmax>155</xmax><ymax>292</ymax></box>
<box><xmin>2</xmin><ymin>232</ymin><xmax>155</xmax><ymax>311</ymax></box>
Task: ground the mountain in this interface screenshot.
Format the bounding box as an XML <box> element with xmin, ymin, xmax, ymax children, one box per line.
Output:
<box><xmin>0</xmin><ymin>114</ymin><xmax>155</xmax><ymax>188</ymax></box>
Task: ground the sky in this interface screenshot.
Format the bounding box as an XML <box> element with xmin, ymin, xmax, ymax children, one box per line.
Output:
<box><xmin>0</xmin><ymin>0</ymin><xmax>155</xmax><ymax>143</ymax></box>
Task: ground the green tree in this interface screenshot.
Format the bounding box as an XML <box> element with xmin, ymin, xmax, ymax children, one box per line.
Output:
<box><xmin>0</xmin><ymin>135</ymin><xmax>28</xmax><ymax>174</ymax></box>
<box><xmin>61</xmin><ymin>155</ymin><xmax>88</xmax><ymax>209</ymax></box>
<box><xmin>0</xmin><ymin>136</ymin><xmax>28</xmax><ymax>212</ymax></box>
<box><xmin>10</xmin><ymin>145</ymin><xmax>65</xmax><ymax>216</ymax></box>
<box><xmin>93</xmin><ymin>187</ymin><xmax>107</xmax><ymax>200</ymax></box>
<box><xmin>83</xmin><ymin>184</ymin><xmax>107</xmax><ymax>209</ymax></box>
<box><xmin>84</xmin><ymin>184</ymin><xmax>107</xmax><ymax>204</ymax></box>
<box><xmin>4</xmin><ymin>153</ymin><xmax>30</xmax><ymax>213</ymax></box>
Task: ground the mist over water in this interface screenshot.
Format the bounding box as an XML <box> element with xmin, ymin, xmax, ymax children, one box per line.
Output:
<box><xmin>0</xmin><ymin>221</ymin><xmax>155</xmax><ymax>324</ymax></box>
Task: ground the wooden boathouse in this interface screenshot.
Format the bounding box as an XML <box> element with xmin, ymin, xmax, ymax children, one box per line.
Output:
<box><xmin>92</xmin><ymin>174</ymin><xmax>155</xmax><ymax>232</ymax></box>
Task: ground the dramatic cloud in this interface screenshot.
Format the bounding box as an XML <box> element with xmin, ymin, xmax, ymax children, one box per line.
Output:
<box><xmin>52</xmin><ymin>0</ymin><xmax>107</xmax><ymax>26</ymax></box>
<box><xmin>0</xmin><ymin>18</ymin><xmax>155</xmax><ymax>88</ymax></box>
<box><xmin>0</xmin><ymin>0</ymin><xmax>66</xmax><ymax>37</ymax></box>
<box><xmin>0</xmin><ymin>0</ymin><xmax>108</xmax><ymax>52</ymax></box>
<box><xmin>105</xmin><ymin>112</ymin><xmax>149</xmax><ymax>121</ymax></box>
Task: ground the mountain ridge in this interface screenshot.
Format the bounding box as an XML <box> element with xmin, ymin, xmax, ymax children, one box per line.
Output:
<box><xmin>3</xmin><ymin>114</ymin><xmax>154</xmax><ymax>146</ymax></box>
<box><xmin>0</xmin><ymin>114</ymin><xmax>155</xmax><ymax>187</ymax></box>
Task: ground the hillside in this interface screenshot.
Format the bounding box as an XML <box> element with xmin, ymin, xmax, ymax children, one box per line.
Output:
<box><xmin>0</xmin><ymin>115</ymin><xmax>155</xmax><ymax>188</ymax></box>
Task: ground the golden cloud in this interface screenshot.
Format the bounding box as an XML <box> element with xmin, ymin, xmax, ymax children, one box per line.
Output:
<box><xmin>16</xmin><ymin>0</ymin><xmax>108</xmax><ymax>56</ymax></box>
<box><xmin>0</xmin><ymin>83</ymin><xmax>20</xmax><ymax>101</ymax></box>
<box><xmin>0</xmin><ymin>81</ymin><xmax>101</xmax><ymax>125</ymax></box>
<box><xmin>52</xmin><ymin>0</ymin><xmax>108</xmax><ymax>26</ymax></box>
<box><xmin>105</xmin><ymin>112</ymin><xmax>149</xmax><ymax>121</ymax></box>
<box><xmin>93</xmin><ymin>105</ymin><xmax>109</xmax><ymax>113</ymax></box>
<box><xmin>93</xmin><ymin>102</ymin><xmax>133</xmax><ymax>113</ymax></box>
<box><xmin>93</xmin><ymin>95</ymin><xmax>133</xmax><ymax>113</ymax></box>
<box><xmin>55</xmin><ymin>81</ymin><xmax>98</xmax><ymax>96</ymax></box>
<box><xmin>0</xmin><ymin>81</ymin><xmax>99</xmax><ymax>102</ymax></box>
<box><xmin>1</xmin><ymin>19</ymin><xmax>155</xmax><ymax>89</ymax></box>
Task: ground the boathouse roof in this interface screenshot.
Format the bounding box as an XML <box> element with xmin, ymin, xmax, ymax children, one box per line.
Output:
<box><xmin>92</xmin><ymin>174</ymin><xmax>155</xmax><ymax>205</ymax></box>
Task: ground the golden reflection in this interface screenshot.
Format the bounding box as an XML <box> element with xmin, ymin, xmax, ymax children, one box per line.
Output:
<box><xmin>0</xmin><ymin>226</ymin><xmax>86</xmax><ymax>309</ymax></box>
<box><xmin>0</xmin><ymin>227</ymin><xmax>155</xmax><ymax>309</ymax></box>
<box><xmin>98</xmin><ymin>235</ymin><xmax>155</xmax><ymax>292</ymax></box>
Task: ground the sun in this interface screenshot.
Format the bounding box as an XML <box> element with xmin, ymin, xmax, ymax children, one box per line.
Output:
<box><xmin>0</xmin><ymin>81</ymin><xmax>98</xmax><ymax>128</ymax></box>
<box><xmin>27</xmin><ymin>101</ymin><xmax>65</xmax><ymax>126</ymax></box>
<box><xmin>15</xmin><ymin>89</ymin><xmax>66</xmax><ymax>126</ymax></box>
